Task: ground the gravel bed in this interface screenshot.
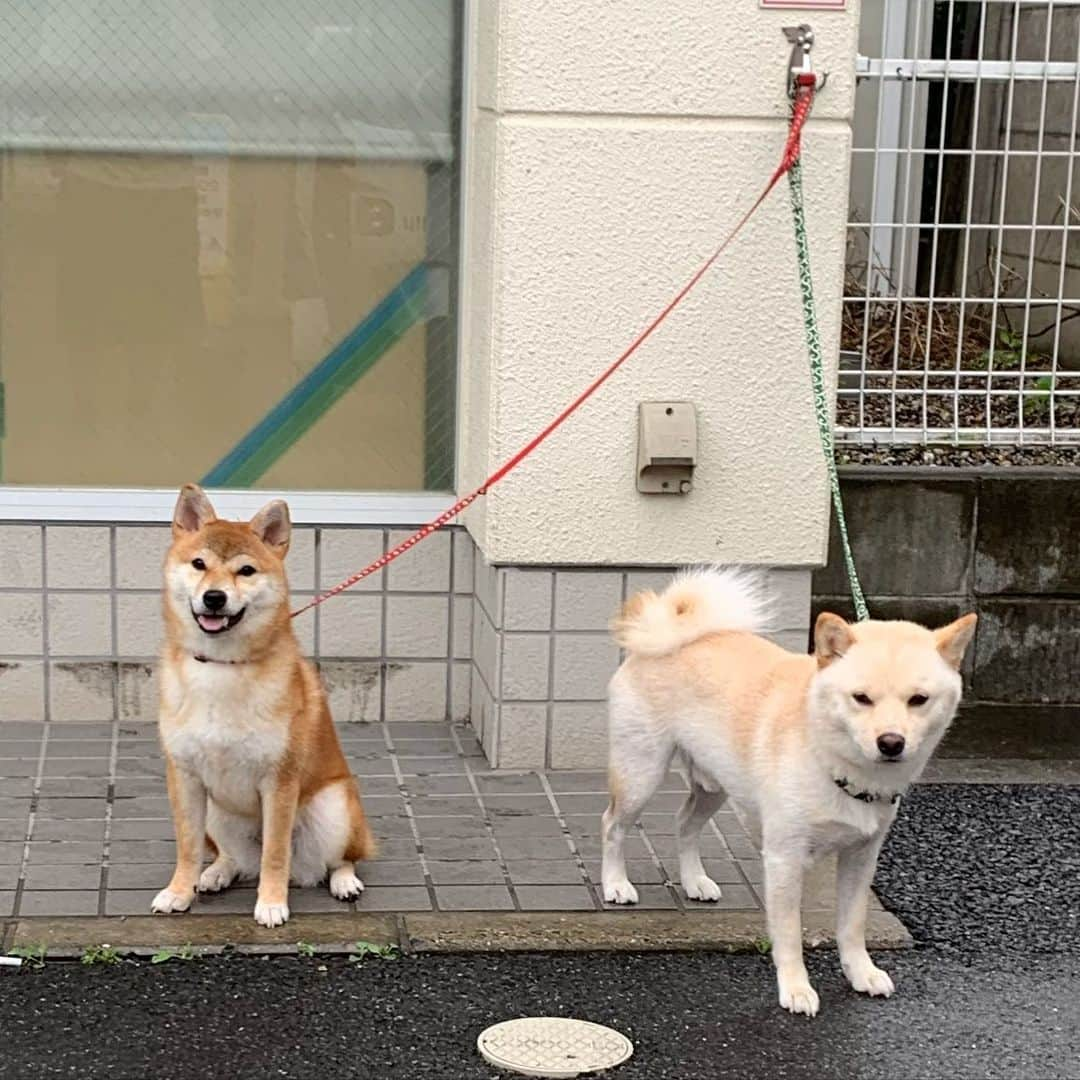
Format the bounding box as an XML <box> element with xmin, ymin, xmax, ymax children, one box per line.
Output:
<box><xmin>875</xmin><ymin>784</ymin><xmax>1080</xmax><ymax>956</ymax></box>
<box><xmin>834</xmin><ymin>393</ymin><xmax>1080</xmax><ymax>442</ymax></box>
<box><xmin>836</xmin><ymin>443</ymin><xmax>1080</xmax><ymax>467</ymax></box>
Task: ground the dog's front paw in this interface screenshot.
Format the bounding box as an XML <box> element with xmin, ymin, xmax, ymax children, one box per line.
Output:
<box><xmin>253</xmin><ymin>899</ymin><xmax>290</xmax><ymax>928</ymax></box>
<box><xmin>778</xmin><ymin>977</ymin><xmax>820</xmax><ymax>1017</ymax></box>
<box><xmin>602</xmin><ymin>879</ymin><xmax>639</xmax><ymax>905</ymax></box>
<box><xmin>329</xmin><ymin>867</ymin><xmax>365</xmax><ymax>901</ymax></box>
<box><xmin>151</xmin><ymin>887</ymin><xmax>194</xmax><ymax>914</ymax></box>
<box><xmin>843</xmin><ymin>956</ymin><xmax>895</xmax><ymax>998</ymax></box>
<box><xmin>683</xmin><ymin>874</ymin><xmax>722</xmax><ymax>902</ymax></box>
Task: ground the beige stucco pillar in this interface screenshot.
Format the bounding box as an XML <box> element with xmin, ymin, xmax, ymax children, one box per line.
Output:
<box><xmin>456</xmin><ymin>0</ymin><xmax>861</xmax><ymax>766</ymax></box>
<box><xmin>459</xmin><ymin>0</ymin><xmax>858</xmax><ymax>567</ymax></box>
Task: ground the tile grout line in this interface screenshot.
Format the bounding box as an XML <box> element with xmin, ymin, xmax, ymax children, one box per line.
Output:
<box><xmin>312</xmin><ymin>528</ymin><xmax>322</xmax><ymax>660</ymax></box>
<box><xmin>544</xmin><ymin>572</ymin><xmax>557</xmax><ymax>770</ymax></box>
<box><xmin>468</xmin><ymin>600</ymin><xmax>499</xmax><ymax>702</ymax></box>
<box><xmin>444</xmin><ymin>533</ymin><xmax>456</xmax><ymax>724</ymax></box>
<box><xmin>380</xmin><ymin>722</ymin><xmax>439</xmax><ymax>912</ymax></box>
<box><xmin>467</xmin><ymin>626</ymin><xmax>615</xmax><ymax>638</ymax></box>
<box><xmin>109</xmin><ymin>524</ymin><xmax>121</xmax><ymax>725</ymax></box>
<box><xmin>490</xmin><ymin>561</ymin><xmax>505</xmax><ymax>764</ymax></box>
<box><xmin>470</xmin><ymin>562</ymin><xmax>497</xmax><ymax>632</ymax></box>
<box><xmin>448</xmin><ymin>721</ymin><xmax>521</xmax><ymax>912</ymax></box>
<box><xmin>705</xmin><ymin>810</ymin><xmax>762</xmax><ymax>907</ymax></box>
<box><xmin>0</xmin><ymin>654</ymin><xmax>463</xmax><ymax>665</ymax></box>
<box><xmin>378</xmin><ymin>529</ymin><xmax>389</xmax><ymax>724</ymax></box>
<box><xmin>11</xmin><ymin>768</ymin><xmax>501</xmax><ymax>781</ymax></box>
<box><xmin>634</xmin><ymin>822</ymin><xmax>688</xmax><ymax>912</ymax></box>
<box><xmin>109</xmin><ymin>526</ymin><xmax>120</xmax><ymax>727</ymax></box>
<box><xmin>535</xmin><ymin>772</ymin><xmax>603</xmax><ymax>911</ymax></box>
<box><xmin>0</xmin><ymin>586</ymin><xmax>479</xmax><ymax>598</ymax></box>
<box><xmin>12</xmin><ymin>701</ymin><xmax>52</xmax><ymax>917</ymax></box>
<box><xmin>494</xmin><ymin>561</ymin><xmax>507</xmax><ymax>766</ymax></box>
<box><xmin>39</xmin><ymin>526</ymin><xmax>51</xmax><ymax>731</ymax></box>
<box><xmin>98</xmin><ymin>526</ymin><xmax>123</xmax><ymax>916</ymax></box>
<box><xmin>98</xmin><ymin>724</ymin><xmax>122</xmax><ymax>917</ymax></box>
<box><xmin>16</xmin><ymin>525</ymin><xmax>53</xmax><ymax>915</ymax></box>
<box><xmin>619</xmin><ymin>572</ymin><xmax>628</xmax><ymax>668</ymax></box>
<box><xmin>468</xmin><ymin>545</ymin><xmax>481</xmax><ymax>751</ymax></box>
<box><xmin>495</xmin><ymin>568</ymin><xmax>505</xmax><ymax>723</ymax></box>
<box><xmin>642</xmin><ymin>762</ymin><xmax>689</xmax><ymax>911</ymax></box>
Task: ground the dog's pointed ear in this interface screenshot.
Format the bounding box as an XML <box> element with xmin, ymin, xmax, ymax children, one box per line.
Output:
<box><xmin>172</xmin><ymin>484</ymin><xmax>217</xmax><ymax>537</ymax></box>
<box><xmin>814</xmin><ymin>612</ymin><xmax>854</xmax><ymax>668</ymax></box>
<box><xmin>935</xmin><ymin>613</ymin><xmax>977</xmax><ymax>670</ymax></box>
<box><xmin>250</xmin><ymin>499</ymin><xmax>291</xmax><ymax>556</ymax></box>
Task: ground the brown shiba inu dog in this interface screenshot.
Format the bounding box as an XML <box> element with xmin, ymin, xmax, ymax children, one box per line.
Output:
<box><xmin>603</xmin><ymin>567</ymin><xmax>976</xmax><ymax>1016</ymax></box>
<box><xmin>151</xmin><ymin>484</ymin><xmax>373</xmax><ymax>927</ymax></box>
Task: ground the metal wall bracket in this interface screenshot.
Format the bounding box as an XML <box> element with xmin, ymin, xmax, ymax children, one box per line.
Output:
<box><xmin>636</xmin><ymin>402</ymin><xmax>697</xmax><ymax>495</ymax></box>
<box><xmin>783</xmin><ymin>24</ymin><xmax>828</xmax><ymax>97</ymax></box>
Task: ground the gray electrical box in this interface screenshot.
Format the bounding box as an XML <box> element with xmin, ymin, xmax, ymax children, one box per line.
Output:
<box><xmin>636</xmin><ymin>402</ymin><xmax>697</xmax><ymax>494</ymax></box>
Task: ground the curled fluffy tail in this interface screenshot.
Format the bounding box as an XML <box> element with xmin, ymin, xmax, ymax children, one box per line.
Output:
<box><xmin>611</xmin><ymin>567</ymin><xmax>770</xmax><ymax>657</ymax></box>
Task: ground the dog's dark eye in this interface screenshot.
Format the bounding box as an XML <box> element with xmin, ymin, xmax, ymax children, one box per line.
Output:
<box><xmin>237</xmin><ymin>565</ymin><xmax>257</xmax><ymax>577</ymax></box>
<box><xmin>852</xmin><ymin>692</ymin><xmax>873</xmax><ymax>706</ymax></box>
<box><xmin>908</xmin><ymin>694</ymin><xmax>929</xmax><ymax>707</ymax></box>
<box><xmin>192</xmin><ymin>558</ymin><xmax>205</xmax><ymax>571</ymax></box>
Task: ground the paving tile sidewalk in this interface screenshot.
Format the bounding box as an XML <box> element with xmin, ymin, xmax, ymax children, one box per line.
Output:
<box><xmin>0</xmin><ymin>718</ymin><xmax>781</xmax><ymax>921</ymax></box>
<box><xmin>0</xmin><ymin>718</ymin><xmax>912</xmax><ymax>961</ymax></box>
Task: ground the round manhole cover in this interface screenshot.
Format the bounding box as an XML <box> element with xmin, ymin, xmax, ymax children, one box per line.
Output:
<box><xmin>477</xmin><ymin>1017</ymin><xmax>633</xmax><ymax>1078</ymax></box>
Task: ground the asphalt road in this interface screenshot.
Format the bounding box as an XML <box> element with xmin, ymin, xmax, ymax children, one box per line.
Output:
<box><xmin>874</xmin><ymin>783</ymin><xmax>1080</xmax><ymax>957</ymax></box>
<box><xmin>1</xmin><ymin>784</ymin><xmax>1076</xmax><ymax>1080</ymax></box>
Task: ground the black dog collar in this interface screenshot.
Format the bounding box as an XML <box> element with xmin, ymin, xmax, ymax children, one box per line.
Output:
<box><xmin>834</xmin><ymin>776</ymin><xmax>901</xmax><ymax>806</ymax></box>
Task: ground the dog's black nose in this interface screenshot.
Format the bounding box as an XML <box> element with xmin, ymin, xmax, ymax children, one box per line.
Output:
<box><xmin>202</xmin><ymin>590</ymin><xmax>228</xmax><ymax>612</ymax></box>
<box><xmin>877</xmin><ymin>732</ymin><xmax>905</xmax><ymax>758</ymax></box>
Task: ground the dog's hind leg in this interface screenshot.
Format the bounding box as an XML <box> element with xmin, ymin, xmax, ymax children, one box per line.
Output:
<box><xmin>602</xmin><ymin>704</ymin><xmax>673</xmax><ymax>905</ymax></box>
<box><xmin>289</xmin><ymin>779</ymin><xmax>372</xmax><ymax>901</ymax></box>
<box><xmin>329</xmin><ymin>782</ymin><xmax>374</xmax><ymax>901</ymax></box>
<box><xmin>199</xmin><ymin>800</ymin><xmax>260</xmax><ymax>893</ymax></box>
<box><xmin>676</xmin><ymin>778</ymin><xmax>727</xmax><ymax>902</ymax></box>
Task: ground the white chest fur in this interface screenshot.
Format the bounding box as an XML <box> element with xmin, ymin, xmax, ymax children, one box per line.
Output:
<box><xmin>161</xmin><ymin>661</ymin><xmax>289</xmax><ymax>817</ymax></box>
<box><xmin>802</xmin><ymin>794</ymin><xmax>895</xmax><ymax>862</ymax></box>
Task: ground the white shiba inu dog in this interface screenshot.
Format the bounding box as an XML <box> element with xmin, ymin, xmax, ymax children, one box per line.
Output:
<box><xmin>603</xmin><ymin>567</ymin><xmax>975</xmax><ymax>1016</ymax></box>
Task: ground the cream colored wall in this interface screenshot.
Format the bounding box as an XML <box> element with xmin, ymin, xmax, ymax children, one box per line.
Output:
<box><xmin>0</xmin><ymin>153</ymin><xmax>430</xmax><ymax>490</ymax></box>
<box><xmin>459</xmin><ymin>0</ymin><xmax>860</xmax><ymax>567</ymax></box>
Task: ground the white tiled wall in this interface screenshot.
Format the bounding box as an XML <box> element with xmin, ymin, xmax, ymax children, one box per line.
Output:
<box><xmin>0</xmin><ymin>523</ymin><xmax>475</xmax><ymax>730</ymax></box>
<box><xmin>0</xmin><ymin>526</ymin><xmax>43</xmax><ymax>588</ymax></box>
<box><xmin>0</xmin><ymin>522</ymin><xmax>812</xmax><ymax>770</ymax></box>
<box><xmin>469</xmin><ymin>549</ymin><xmax>814</xmax><ymax>769</ymax></box>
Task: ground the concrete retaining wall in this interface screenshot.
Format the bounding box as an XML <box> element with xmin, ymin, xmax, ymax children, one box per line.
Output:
<box><xmin>813</xmin><ymin>467</ymin><xmax>1080</xmax><ymax>758</ymax></box>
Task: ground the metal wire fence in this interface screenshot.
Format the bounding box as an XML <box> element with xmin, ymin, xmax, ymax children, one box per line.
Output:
<box><xmin>844</xmin><ymin>0</ymin><xmax>1080</xmax><ymax>445</ymax></box>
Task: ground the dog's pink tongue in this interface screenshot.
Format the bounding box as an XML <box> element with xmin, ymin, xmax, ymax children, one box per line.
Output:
<box><xmin>197</xmin><ymin>614</ymin><xmax>227</xmax><ymax>632</ymax></box>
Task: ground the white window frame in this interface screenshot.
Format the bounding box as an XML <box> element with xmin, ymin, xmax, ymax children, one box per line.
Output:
<box><xmin>0</xmin><ymin>488</ymin><xmax>457</xmax><ymax>524</ymax></box>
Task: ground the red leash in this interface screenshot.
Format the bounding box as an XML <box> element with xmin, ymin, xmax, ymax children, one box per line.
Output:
<box><xmin>292</xmin><ymin>78</ymin><xmax>817</xmax><ymax>619</ymax></box>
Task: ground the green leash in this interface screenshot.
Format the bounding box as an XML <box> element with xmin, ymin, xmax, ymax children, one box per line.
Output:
<box><xmin>787</xmin><ymin>157</ymin><xmax>869</xmax><ymax>622</ymax></box>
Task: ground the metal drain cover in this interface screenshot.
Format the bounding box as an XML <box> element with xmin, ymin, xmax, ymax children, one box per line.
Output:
<box><xmin>477</xmin><ymin>1017</ymin><xmax>633</xmax><ymax>1078</ymax></box>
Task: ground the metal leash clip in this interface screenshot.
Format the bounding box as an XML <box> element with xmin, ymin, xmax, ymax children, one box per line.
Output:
<box><xmin>783</xmin><ymin>24</ymin><xmax>828</xmax><ymax>97</ymax></box>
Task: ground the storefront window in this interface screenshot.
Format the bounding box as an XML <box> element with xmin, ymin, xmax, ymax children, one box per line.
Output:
<box><xmin>0</xmin><ymin>1</ymin><xmax>460</xmax><ymax>491</ymax></box>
